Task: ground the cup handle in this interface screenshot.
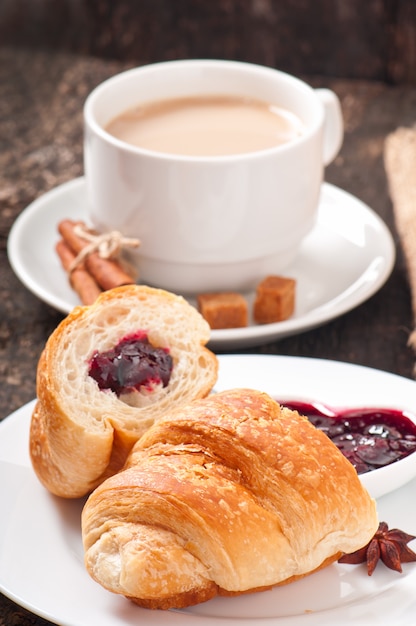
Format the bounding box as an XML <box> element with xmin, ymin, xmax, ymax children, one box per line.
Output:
<box><xmin>315</xmin><ymin>88</ymin><xmax>344</xmax><ymax>166</ymax></box>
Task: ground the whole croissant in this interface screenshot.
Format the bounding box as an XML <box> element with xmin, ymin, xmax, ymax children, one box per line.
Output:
<box><xmin>82</xmin><ymin>388</ymin><xmax>378</xmax><ymax>610</ymax></box>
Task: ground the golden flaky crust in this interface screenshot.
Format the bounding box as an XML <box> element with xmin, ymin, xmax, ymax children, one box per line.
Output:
<box><xmin>29</xmin><ymin>285</ymin><xmax>218</xmax><ymax>498</ymax></box>
<box><xmin>81</xmin><ymin>388</ymin><xmax>378</xmax><ymax>610</ymax></box>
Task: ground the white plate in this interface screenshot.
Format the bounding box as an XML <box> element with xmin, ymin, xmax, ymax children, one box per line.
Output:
<box><xmin>1</xmin><ymin>355</ymin><xmax>416</xmax><ymax>626</ymax></box>
<box><xmin>7</xmin><ymin>178</ymin><xmax>395</xmax><ymax>350</ymax></box>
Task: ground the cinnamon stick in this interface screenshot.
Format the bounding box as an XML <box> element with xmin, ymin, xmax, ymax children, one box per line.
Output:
<box><xmin>56</xmin><ymin>239</ymin><xmax>102</xmax><ymax>305</ymax></box>
<box><xmin>58</xmin><ymin>219</ymin><xmax>136</xmax><ymax>291</ymax></box>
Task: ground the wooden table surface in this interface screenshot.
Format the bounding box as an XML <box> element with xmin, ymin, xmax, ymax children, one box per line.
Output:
<box><xmin>1</xmin><ymin>47</ymin><xmax>416</xmax><ymax>625</ymax></box>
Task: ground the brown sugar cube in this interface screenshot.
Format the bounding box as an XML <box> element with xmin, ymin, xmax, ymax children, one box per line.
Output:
<box><xmin>253</xmin><ymin>275</ymin><xmax>296</xmax><ymax>324</ymax></box>
<box><xmin>197</xmin><ymin>292</ymin><xmax>248</xmax><ymax>329</ymax></box>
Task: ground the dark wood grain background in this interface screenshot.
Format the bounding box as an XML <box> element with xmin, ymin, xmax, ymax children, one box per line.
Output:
<box><xmin>1</xmin><ymin>0</ymin><xmax>416</xmax><ymax>83</ymax></box>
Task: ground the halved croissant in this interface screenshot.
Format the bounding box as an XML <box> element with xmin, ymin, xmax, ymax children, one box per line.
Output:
<box><xmin>82</xmin><ymin>388</ymin><xmax>378</xmax><ymax>610</ymax></box>
<box><xmin>30</xmin><ymin>285</ymin><xmax>218</xmax><ymax>498</ymax></box>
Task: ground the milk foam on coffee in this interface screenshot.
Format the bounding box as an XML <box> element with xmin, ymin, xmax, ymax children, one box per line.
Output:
<box><xmin>105</xmin><ymin>95</ymin><xmax>305</xmax><ymax>156</ymax></box>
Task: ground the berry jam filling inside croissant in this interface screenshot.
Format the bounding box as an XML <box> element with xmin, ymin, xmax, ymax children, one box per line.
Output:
<box><xmin>88</xmin><ymin>332</ymin><xmax>173</xmax><ymax>395</ymax></box>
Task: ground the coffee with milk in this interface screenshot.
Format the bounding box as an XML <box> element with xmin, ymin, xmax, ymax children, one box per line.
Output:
<box><xmin>105</xmin><ymin>94</ymin><xmax>305</xmax><ymax>157</ymax></box>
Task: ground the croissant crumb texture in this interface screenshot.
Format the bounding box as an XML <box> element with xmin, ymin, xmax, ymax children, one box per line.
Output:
<box><xmin>82</xmin><ymin>388</ymin><xmax>378</xmax><ymax>610</ymax></box>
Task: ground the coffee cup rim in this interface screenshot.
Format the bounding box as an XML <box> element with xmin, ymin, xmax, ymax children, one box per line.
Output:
<box><xmin>84</xmin><ymin>58</ymin><xmax>324</xmax><ymax>163</ymax></box>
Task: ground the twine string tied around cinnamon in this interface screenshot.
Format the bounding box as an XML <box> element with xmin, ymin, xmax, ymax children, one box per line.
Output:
<box><xmin>68</xmin><ymin>225</ymin><xmax>141</xmax><ymax>273</ymax></box>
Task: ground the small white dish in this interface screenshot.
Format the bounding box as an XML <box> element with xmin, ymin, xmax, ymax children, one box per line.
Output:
<box><xmin>214</xmin><ymin>355</ymin><xmax>416</xmax><ymax>500</ymax></box>
<box><xmin>1</xmin><ymin>355</ymin><xmax>416</xmax><ymax>626</ymax></box>
<box><xmin>7</xmin><ymin>178</ymin><xmax>395</xmax><ymax>350</ymax></box>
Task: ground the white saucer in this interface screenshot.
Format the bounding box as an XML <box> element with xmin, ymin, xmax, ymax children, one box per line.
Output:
<box><xmin>1</xmin><ymin>355</ymin><xmax>416</xmax><ymax>626</ymax></box>
<box><xmin>7</xmin><ymin>177</ymin><xmax>395</xmax><ymax>349</ymax></box>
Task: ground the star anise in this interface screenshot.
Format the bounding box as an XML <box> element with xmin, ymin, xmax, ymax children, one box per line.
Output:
<box><xmin>338</xmin><ymin>521</ymin><xmax>416</xmax><ymax>576</ymax></box>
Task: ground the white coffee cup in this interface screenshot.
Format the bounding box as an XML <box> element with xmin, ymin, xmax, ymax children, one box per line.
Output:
<box><xmin>84</xmin><ymin>59</ymin><xmax>343</xmax><ymax>293</ymax></box>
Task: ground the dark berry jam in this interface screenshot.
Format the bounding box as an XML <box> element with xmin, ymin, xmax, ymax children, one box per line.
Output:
<box><xmin>88</xmin><ymin>331</ymin><xmax>173</xmax><ymax>396</ymax></box>
<box><xmin>279</xmin><ymin>400</ymin><xmax>416</xmax><ymax>474</ymax></box>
